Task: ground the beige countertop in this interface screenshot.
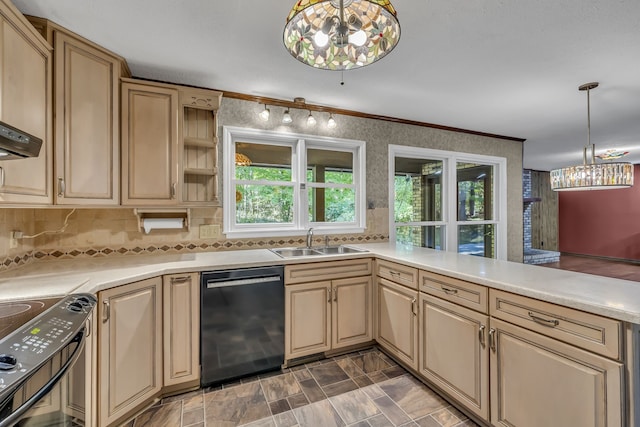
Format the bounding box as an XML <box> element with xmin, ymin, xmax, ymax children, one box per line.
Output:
<box><xmin>1</xmin><ymin>242</ymin><xmax>639</xmax><ymax>323</ymax></box>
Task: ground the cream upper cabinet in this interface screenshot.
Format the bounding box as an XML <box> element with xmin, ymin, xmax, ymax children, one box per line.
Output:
<box><xmin>52</xmin><ymin>29</ymin><xmax>125</xmax><ymax>205</ymax></box>
<box><xmin>0</xmin><ymin>0</ymin><xmax>52</xmax><ymax>204</ymax></box>
<box><xmin>419</xmin><ymin>293</ymin><xmax>489</xmax><ymax>420</ymax></box>
<box><xmin>376</xmin><ymin>277</ymin><xmax>418</xmax><ymax>370</ymax></box>
<box><xmin>98</xmin><ymin>277</ymin><xmax>162</xmax><ymax>426</ymax></box>
<box><xmin>121</xmin><ymin>78</ymin><xmax>180</xmax><ymax>205</ymax></box>
<box><xmin>489</xmin><ymin>317</ymin><xmax>623</xmax><ymax>427</ymax></box>
<box><xmin>285</xmin><ymin>259</ymin><xmax>373</xmax><ymax>361</ymax></box>
<box><xmin>163</xmin><ymin>273</ymin><xmax>200</xmax><ymax>388</ymax></box>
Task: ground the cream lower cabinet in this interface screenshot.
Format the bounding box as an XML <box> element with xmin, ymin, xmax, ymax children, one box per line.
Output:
<box><xmin>419</xmin><ymin>294</ymin><xmax>489</xmax><ymax>421</ymax></box>
<box><xmin>163</xmin><ymin>273</ymin><xmax>200</xmax><ymax>388</ymax></box>
<box><xmin>285</xmin><ymin>275</ymin><xmax>373</xmax><ymax>360</ymax></box>
<box><xmin>489</xmin><ymin>317</ymin><xmax>623</xmax><ymax>427</ymax></box>
<box><xmin>98</xmin><ymin>277</ymin><xmax>162</xmax><ymax>427</ymax></box>
<box><xmin>376</xmin><ymin>277</ymin><xmax>418</xmax><ymax>370</ymax></box>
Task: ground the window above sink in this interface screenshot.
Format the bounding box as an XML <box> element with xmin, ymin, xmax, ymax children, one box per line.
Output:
<box><xmin>222</xmin><ymin>127</ymin><xmax>366</xmax><ymax>238</ymax></box>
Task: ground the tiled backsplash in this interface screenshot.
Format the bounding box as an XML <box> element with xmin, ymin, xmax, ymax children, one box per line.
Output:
<box><xmin>0</xmin><ymin>207</ymin><xmax>389</xmax><ymax>272</ymax></box>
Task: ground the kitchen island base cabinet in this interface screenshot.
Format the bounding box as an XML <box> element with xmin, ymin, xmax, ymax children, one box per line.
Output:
<box><xmin>98</xmin><ymin>277</ymin><xmax>162</xmax><ymax>427</ymax></box>
<box><xmin>376</xmin><ymin>277</ymin><xmax>418</xmax><ymax>370</ymax></box>
<box><xmin>419</xmin><ymin>294</ymin><xmax>489</xmax><ymax>421</ymax></box>
<box><xmin>490</xmin><ymin>318</ymin><xmax>623</xmax><ymax>427</ymax></box>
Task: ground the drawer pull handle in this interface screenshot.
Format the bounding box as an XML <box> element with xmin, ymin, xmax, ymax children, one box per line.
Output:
<box><xmin>102</xmin><ymin>300</ymin><xmax>110</xmax><ymax>322</ymax></box>
<box><xmin>411</xmin><ymin>297</ymin><xmax>417</xmax><ymax>316</ymax></box>
<box><xmin>327</xmin><ymin>288</ymin><xmax>332</xmax><ymax>303</ymax></box>
<box><xmin>528</xmin><ymin>312</ymin><xmax>559</xmax><ymax>327</ymax></box>
<box><xmin>389</xmin><ymin>270</ymin><xmax>400</xmax><ymax>277</ymax></box>
<box><xmin>58</xmin><ymin>177</ymin><xmax>65</xmax><ymax>197</ymax></box>
<box><xmin>489</xmin><ymin>328</ymin><xmax>496</xmax><ymax>351</ymax></box>
<box><xmin>478</xmin><ymin>324</ymin><xmax>486</xmax><ymax>347</ymax></box>
<box><xmin>441</xmin><ymin>285</ymin><xmax>458</xmax><ymax>295</ymax></box>
<box><xmin>170</xmin><ymin>276</ymin><xmax>190</xmax><ymax>284</ymax></box>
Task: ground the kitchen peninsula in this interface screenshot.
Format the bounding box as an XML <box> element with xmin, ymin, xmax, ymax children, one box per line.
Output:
<box><xmin>0</xmin><ymin>242</ymin><xmax>638</xmax><ymax>426</ymax></box>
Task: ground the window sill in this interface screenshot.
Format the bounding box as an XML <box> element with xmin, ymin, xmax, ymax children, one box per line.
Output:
<box><xmin>224</xmin><ymin>228</ymin><xmax>366</xmax><ymax>239</ymax></box>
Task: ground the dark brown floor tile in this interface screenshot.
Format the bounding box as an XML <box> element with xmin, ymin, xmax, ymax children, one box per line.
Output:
<box><xmin>182</xmin><ymin>408</ymin><xmax>204</xmax><ymax>426</ymax></box>
<box><xmin>329</xmin><ymin>389</ymin><xmax>380</xmax><ymax>424</ymax></box>
<box><xmin>372</xmin><ymin>395</ymin><xmax>411</xmax><ymax>426</ymax></box>
<box><xmin>292</xmin><ymin>400</ymin><xmax>345</xmax><ymax>427</ymax></box>
<box><xmin>353</xmin><ymin>375</ymin><xmax>374</xmax><ymax>388</ymax></box>
<box><xmin>309</xmin><ymin>361</ymin><xmax>350</xmax><ymax>386</ymax></box>
<box><xmin>261</xmin><ymin>372</ymin><xmax>302</xmax><ymax>401</ymax></box>
<box><xmin>287</xmin><ymin>392</ymin><xmax>310</xmax><ymax>410</ymax></box>
<box><xmin>270</xmin><ymin>398</ymin><xmax>292</xmax><ymax>415</ymax></box>
<box><xmin>367</xmin><ymin>371</ymin><xmax>389</xmax><ymax>383</ymax></box>
<box><xmin>299</xmin><ymin>378</ymin><xmax>326</xmax><ymax>403</ymax></box>
<box><xmin>292</xmin><ymin>367</ymin><xmax>313</xmax><ymax>381</ymax></box>
<box><xmin>322</xmin><ymin>378</ymin><xmax>359</xmax><ymax>398</ymax></box>
<box><xmin>133</xmin><ymin>401</ymin><xmax>181</xmax><ymax>427</ymax></box>
<box><xmin>379</xmin><ymin>376</ymin><xmax>447</xmax><ymax>419</ymax></box>
<box><xmin>204</xmin><ymin>381</ymin><xmax>271</xmax><ymax>425</ymax></box>
<box><xmin>414</xmin><ymin>415</ymin><xmax>441</xmax><ymax>427</ymax></box>
<box><xmin>273</xmin><ymin>410</ymin><xmax>299</xmax><ymax>427</ymax></box>
<box><xmin>382</xmin><ymin>365</ymin><xmax>407</xmax><ymax>379</ymax></box>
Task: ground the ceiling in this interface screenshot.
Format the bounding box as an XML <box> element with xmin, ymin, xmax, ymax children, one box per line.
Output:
<box><xmin>12</xmin><ymin>0</ymin><xmax>640</xmax><ymax>171</ymax></box>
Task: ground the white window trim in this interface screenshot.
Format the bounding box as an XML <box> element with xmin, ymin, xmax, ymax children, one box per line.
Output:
<box><xmin>388</xmin><ymin>144</ymin><xmax>508</xmax><ymax>260</ymax></box>
<box><xmin>223</xmin><ymin>126</ymin><xmax>366</xmax><ymax>238</ymax></box>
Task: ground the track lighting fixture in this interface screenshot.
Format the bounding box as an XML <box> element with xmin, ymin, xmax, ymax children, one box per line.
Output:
<box><xmin>282</xmin><ymin>109</ymin><xmax>293</xmax><ymax>124</ymax></box>
<box><xmin>327</xmin><ymin>113</ymin><xmax>337</xmax><ymax>129</ymax></box>
<box><xmin>307</xmin><ymin>111</ymin><xmax>317</xmax><ymax>126</ymax></box>
<box><xmin>258</xmin><ymin>104</ymin><xmax>270</xmax><ymax>121</ymax></box>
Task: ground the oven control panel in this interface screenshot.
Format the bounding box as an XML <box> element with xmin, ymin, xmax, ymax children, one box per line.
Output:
<box><xmin>0</xmin><ymin>293</ymin><xmax>95</xmax><ymax>395</ymax></box>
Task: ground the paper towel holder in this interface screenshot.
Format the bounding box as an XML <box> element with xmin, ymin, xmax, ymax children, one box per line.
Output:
<box><xmin>134</xmin><ymin>208</ymin><xmax>191</xmax><ymax>234</ymax></box>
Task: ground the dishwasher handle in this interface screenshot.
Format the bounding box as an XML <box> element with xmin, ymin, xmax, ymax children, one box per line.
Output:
<box><xmin>205</xmin><ymin>275</ymin><xmax>282</xmax><ymax>289</ymax></box>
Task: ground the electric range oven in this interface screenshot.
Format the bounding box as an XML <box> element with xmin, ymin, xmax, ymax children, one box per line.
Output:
<box><xmin>0</xmin><ymin>294</ymin><xmax>95</xmax><ymax>427</ymax></box>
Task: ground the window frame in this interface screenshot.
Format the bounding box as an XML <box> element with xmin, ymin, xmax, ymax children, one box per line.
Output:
<box><xmin>223</xmin><ymin>126</ymin><xmax>366</xmax><ymax>238</ymax></box>
<box><xmin>388</xmin><ymin>145</ymin><xmax>508</xmax><ymax>260</ymax></box>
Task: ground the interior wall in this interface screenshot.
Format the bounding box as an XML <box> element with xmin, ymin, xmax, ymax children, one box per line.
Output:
<box><xmin>559</xmin><ymin>164</ymin><xmax>640</xmax><ymax>260</ymax></box>
<box><xmin>0</xmin><ymin>96</ymin><xmax>524</xmax><ymax>268</ymax></box>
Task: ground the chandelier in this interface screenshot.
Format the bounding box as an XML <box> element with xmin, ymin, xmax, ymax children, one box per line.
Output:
<box><xmin>283</xmin><ymin>0</ymin><xmax>401</xmax><ymax>71</ymax></box>
<box><xmin>550</xmin><ymin>82</ymin><xmax>633</xmax><ymax>191</ymax></box>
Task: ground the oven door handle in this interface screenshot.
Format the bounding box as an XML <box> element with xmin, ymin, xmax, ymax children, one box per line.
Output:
<box><xmin>0</xmin><ymin>329</ymin><xmax>86</xmax><ymax>427</ymax></box>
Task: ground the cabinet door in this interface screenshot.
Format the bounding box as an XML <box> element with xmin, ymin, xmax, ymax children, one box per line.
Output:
<box><xmin>0</xmin><ymin>2</ymin><xmax>52</xmax><ymax>204</ymax></box>
<box><xmin>163</xmin><ymin>273</ymin><xmax>200</xmax><ymax>387</ymax></box>
<box><xmin>490</xmin><ymin>318</ymin><xmax>623</xmax><ymax>427</ymax></box>
<box><xmin>332</xmin><ymin>276</ymin><xmax>372</xmax><ymax>350</ymax></box>
<box><xmin>54</xmin><ymin>31</ymin><xmax>120</xmax><ymax>205</ymax></box>
<box><xmin>376</xmin><ymin>277</ymin><xmax>418</xmax><ymax>370</ymax></box>
<box><xmin>285</xmin><ymin>281</ymin><xmax>331</xmax><ymax>359</ymax></box>
<box><xmin>419</xmin><ymin>294</ymin><xmax>489</xmax><ymax>421</ymax></box>
<box><xmin>98</xmin><ymin>277</ymin><xmax>162</xmax><ymax>426</ymax></box>
<box><xmin>121</xmin><ymin>80</ymin><xmax>179</xmax><ymax>205</ymax></box>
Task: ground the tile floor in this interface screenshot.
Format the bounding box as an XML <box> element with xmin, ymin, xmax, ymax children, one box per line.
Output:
<box><xmin>131</xmin><ymin>348</ymin><xmax>480</xmax><ymax>427</ymax></box>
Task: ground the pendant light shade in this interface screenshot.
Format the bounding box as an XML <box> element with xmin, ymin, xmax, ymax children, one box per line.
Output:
<box><xmin>283</xmin><ymin>0</ymin><xmax>401</xmax><ymax>71</ymax></box>
<box><xmin>550</xmin><ymin>82</ymin><xmax>634</xmax><ymax>191</ymax></box>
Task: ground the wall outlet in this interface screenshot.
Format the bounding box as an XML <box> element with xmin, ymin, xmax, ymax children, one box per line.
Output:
<box><xmin>199</xmin><ymin>224</ymin><xmax>220</xmax><ymax>239</ymax></box>
<box><xmin>9</xmin><ymin>231</ymin><xmax>21</xmax><ymax>249</ymax></box>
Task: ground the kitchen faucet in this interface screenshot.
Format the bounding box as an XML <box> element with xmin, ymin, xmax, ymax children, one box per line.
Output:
<box><xmin>306</xmin><ymin>228</ymin><xmax>314</xmax><ymax>248</ymax></box>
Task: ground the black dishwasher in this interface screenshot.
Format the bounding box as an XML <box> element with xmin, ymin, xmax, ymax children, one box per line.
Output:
<box><xmin>200</xmin><ymin>266</ymin><xmax>284</xmax><ymax>387</ymax></box>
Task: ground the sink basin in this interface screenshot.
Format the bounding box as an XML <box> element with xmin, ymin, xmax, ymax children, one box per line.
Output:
<box><xmin>270</xmin><ymin>245</ymin><xmax>368</xmax><ymax>258</ymax></box>
<box><xmin>314</xmin><ymin>246</ymin><xmax>368</xmax><ymax>255</ymax></box>
<box><xmin>271</xmin><ymin>248</ymin><xmax>322</xmax><ymax>257</ymax></box>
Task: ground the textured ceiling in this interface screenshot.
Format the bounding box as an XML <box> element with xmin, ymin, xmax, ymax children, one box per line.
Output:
<box><xmin>12</xmin><ymin>0</ymin><xmax>640</xmax><ymax>171</ymax></box>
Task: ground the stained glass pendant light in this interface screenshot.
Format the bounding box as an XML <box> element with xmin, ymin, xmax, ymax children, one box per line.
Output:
<box><xmin>283</xmin><ymin>0</ymin><xmax>400</xmax><ymax>70</ymax></box>
<box><xmin>550</xmin><ymin>82</ymin><xmax>634</xmax><ymax>191</ymax></box>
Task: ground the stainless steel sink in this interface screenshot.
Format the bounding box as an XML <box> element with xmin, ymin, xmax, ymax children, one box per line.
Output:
<box><xmin>314</xmin><ymin>246</ymin><xmax>368</xmax><ymax>255</ymax></box>
<box><xmin>270</xmin><ymin>245</ymin><xmax>368</xmax><ymax>258</ymax></box>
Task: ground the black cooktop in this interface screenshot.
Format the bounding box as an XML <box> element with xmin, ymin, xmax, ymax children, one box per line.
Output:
<box><xmin>0</xmin><ymin>299</ymin><xmax>59</xmax><ymax>340</ymax></box>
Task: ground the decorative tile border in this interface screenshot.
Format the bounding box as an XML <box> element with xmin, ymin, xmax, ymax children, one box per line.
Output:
<box><xmin>0</xmin><ymin>234</ymin><xmax>389</xmax><ymax>273</ymax></box>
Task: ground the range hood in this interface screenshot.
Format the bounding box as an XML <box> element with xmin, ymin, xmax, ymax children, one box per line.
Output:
<box><xmin>0</xmin><ymin>121</ymin><xmax>42</xmax><ymax>160</ymax></box>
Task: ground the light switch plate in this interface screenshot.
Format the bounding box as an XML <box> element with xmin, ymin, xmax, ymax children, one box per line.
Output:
<box><xmin>199</xmin><ymin>224</ymin><xmax>220</xmax><ymax>239</ymax></box>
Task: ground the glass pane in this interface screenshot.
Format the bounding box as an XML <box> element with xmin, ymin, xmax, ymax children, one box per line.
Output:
<box><xmin>308</xmin><ymin>187</ymin><xmax>355</xmax><ymax>222</ymax></box>
<box><xmin>394</xmin><ymin>158</ymin><xmax>443</xmax><ymax>222</ymax></box>
<box><xmin>458</xmin><ymin>224</ymin><xmax>495</xmax><ymax>258</ymax></box>
<box><xmin>235</xmin><ymin>142</ymin><xmax>292</xmax><ymax>181</ymax></box>
<box><xmin>235</xmin><ymin>184</ymin><xmax>294</xmax><ymax>224</ymax></box>
<box><xmin>457</xmin><ymin>162</ymin><xmax>493</xmax><ymax>221</ymax></box>
<box><xmin>395</xmin><ymin>226</ymin><xmax>444</xmax><ymax>250</ymax></box>
<box><xmin>307</xmin><ymin>149</ymin><xmax>353</xmax><ymax>184</ymax></box>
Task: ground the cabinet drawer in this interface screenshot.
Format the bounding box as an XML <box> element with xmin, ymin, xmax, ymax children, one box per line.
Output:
<box><xmin>376</xmin><ymin>259</ymin><xmax>418</xmax><ymax>290</ymax></box>
<box><xmin>419</xmin><ymin>270</ymin><xmax>488</xmax><ymax>313</ymax></box>
<box><xmin>285</xmin><ymin>258</ymin><xmax>372</xmax><ymax>285</ymax></box>
<box><xmin>490</xmin><ymin>289</ymin><xmax>622</xmax><ymax>360</ymax></box>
